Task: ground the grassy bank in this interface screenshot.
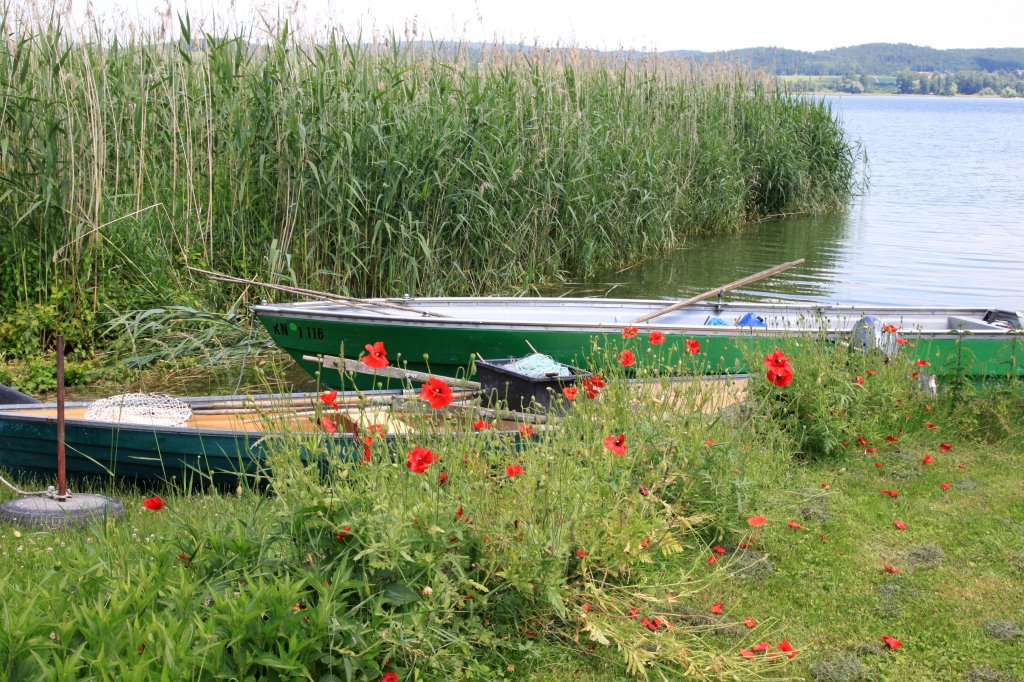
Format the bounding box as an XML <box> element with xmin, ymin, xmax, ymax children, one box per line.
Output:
<box><xmin>1</xmin><ymin>334</ymin><xmax>1020</xmax><ymax>680</ymax></box>
<box><xmin>0</xmin><ymin>12</ymin><xmax>859</xmax><ymax>365</ymax></box>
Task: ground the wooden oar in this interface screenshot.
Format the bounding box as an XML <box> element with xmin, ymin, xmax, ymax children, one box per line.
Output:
<box><xmin>307</xmin><ymin>354</ymin><xmax>482</xmax><ymax>391</ymax></box>
<box><xmin>188</xmin><ymin>267</ymin><xmax>453</xmax><ymax>318</ymax></box>
<box><xmin>630</xmin><ymin>258</ymin><xmax>805</xmax><ymax>324</ymax></box>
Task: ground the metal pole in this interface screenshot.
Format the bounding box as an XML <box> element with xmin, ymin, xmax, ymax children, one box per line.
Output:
<box><xmin>56</xmin><ymin>334</ymin><xmax>67</xmax><ymax>500</ymax></box>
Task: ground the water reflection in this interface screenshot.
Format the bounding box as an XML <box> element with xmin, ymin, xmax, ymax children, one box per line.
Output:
<box><xmin>579</xmin><ymin>96</ymin><xmax>1024</xmax><ymax>309</ymax></box>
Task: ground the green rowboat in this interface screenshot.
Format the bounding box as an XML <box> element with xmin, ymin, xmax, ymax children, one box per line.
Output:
<box><xmin>0</xmin><ymin>390</ymin><xmax>500</xmax><ymax>484</ymax></box>
<box><xmin>251</xmin><ymin>298</ymin><xmax>1024</xmax><ymax>387</ymax></box>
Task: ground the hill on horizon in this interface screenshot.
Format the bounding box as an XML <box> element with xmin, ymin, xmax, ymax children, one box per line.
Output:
<box><xmin>661</xmin><ymin>43</ymin><xmax>1024</xmax><ymax>75</ymax></box>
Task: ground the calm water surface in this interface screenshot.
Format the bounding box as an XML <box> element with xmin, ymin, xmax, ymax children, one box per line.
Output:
<box><xmin>584</xmin><ymin>95</ymin><xmax>1024</xmax><ymax>308</ymax></box>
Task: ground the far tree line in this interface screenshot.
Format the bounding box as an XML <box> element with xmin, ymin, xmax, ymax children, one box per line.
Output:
<box><xmin>794</xmin><ymin>69</ymin><xmax>1024</xmax><ymax>96</ymax></box>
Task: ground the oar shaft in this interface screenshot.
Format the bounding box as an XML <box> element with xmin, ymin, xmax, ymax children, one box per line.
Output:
<box><xmin>308</xmin><ymin>354</ymin><xmax>482</xmax><ymax>391</ymax></box>
<box><xmin>188</xmin><ymin>267</ymin><xmax>453</xmax><ymax>318</ymax></box>
<box><xmin>630</xmin><ymin>258</ymin><xmax>805</xmax><ymax>324</ymax></box>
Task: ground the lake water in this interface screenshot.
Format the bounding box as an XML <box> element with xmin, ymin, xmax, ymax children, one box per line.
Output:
<box><xmin>583</xmin><ymin>95</ymin><xmax>1024</xmax><ymax>309</ymax></box>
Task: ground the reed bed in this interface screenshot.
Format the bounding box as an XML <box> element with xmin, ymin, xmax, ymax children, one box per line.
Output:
<box><xmin>0</xmin><ymin>12</ymin><xmax>859</xmax><ymax>357</ymax></box>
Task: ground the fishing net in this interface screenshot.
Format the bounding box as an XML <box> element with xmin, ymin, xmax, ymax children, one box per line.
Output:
<box><xmin>84</xmin><ymin>393</ymin><xmax>193</xmax><ymax>427</ymax></box>
<box><xmin>505</xmin><ymin>353</ymin><xmax>576</xmax><ymax>378</ymax></box>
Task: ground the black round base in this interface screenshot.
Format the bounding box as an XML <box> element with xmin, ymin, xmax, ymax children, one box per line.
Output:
<box><xmin>0</xmin><ymin>494</ymin><xmax>125</xmax><ymax>529</ymax></box>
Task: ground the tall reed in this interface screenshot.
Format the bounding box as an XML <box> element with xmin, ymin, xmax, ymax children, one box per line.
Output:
<box><xmin>0</xmin><ymin>11</ymin><xmax>859</xmax><ymax>355</ymax></box>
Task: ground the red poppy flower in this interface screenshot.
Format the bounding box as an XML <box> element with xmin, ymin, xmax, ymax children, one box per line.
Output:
<box><xmin>320</xmin><ymin>416</ymin><xmax>338</xmax><ymax>434</ymax></box>
<box><xmin>709</xmin><ymin>602</ymin><xmax>724</xmax><ymax>615</ymax></box>
<box><xmin>712</xmin><ymin>545</ymin><xmax>726</xmax><ymax>555</ymax></box>
<box><xmin>893</xmin><ymin>520</ymin><xmax>906</xmax><ymax>530</ymax></box>
<box><xmin>618</xmin><ymin>349</ymin><xmax>636</xmax><ymax>367</ymax></box>
<box><xmin>940</xmin><ymin>482</ymin><xmax>951</xmax><ymax>490</ymax></box>
<box><xmin>455</xmin><ymin>506</ymin><xmax>464</xmax><ymax>521</ymax></box>
<box><xmin>895</xmin><ymin>338</ymin><xmax>912</xmax><ymax>346</ymax></box>
<box><xmin>875</xmin><ymin>462</ymin><xmax>883</xmax><ymax>468</ymax></box>
<box><xmin>603</xmin><ymin>433</ymin><xmax>627</xmax><ymax>456</ymax></box>
<box><xmin>857</xmin><ymin>436</ymin><xmax>868</xmax><ymax>446</ymax></box>
<box><xmin>629</xmin><ymin>607</ymin><xmax>640</xmax><ymax>618</ymax></box>
<box><xmin>562</xmin><ymin>386</ymin><xmax>577</xmax><ymax>401</ymax></box>
<box><xmin>576</xmin><ymin>549</ymin><xmax>588</xmax><ymax>558</ymax></box>
<box><xmin>582</xmin><ymin>602</ymin><xmax>593</xmax><ymax>612</ymax></box>
<box><xmin>362</xmin><ymin>442</ymin><xmax>372</xmax><ymax>463</ymax></box>
<box><xmin>915</xmin><ymin>359</ymin><xmax>927</xmax><ymax>366</ymax></box>
<box><xmin>787</xmin><ymin>520</ymin><xmax>806</xmax><ymax>530</ymax></box>
<box><xmin>744</xmin><ymin>618</ymin><xmax>757</xmax><ymax>628</ymax></box>
<box><xmin>638</xmin><ymin>485</ymin><xmax>650</xmax><ymax>497</ymax></box>
<box><xmin>648</xmin><ymin>330</ymin><xmax>666</xmax><ymax>345</ymax></box>
<box><xmin>438</xmin><ymin>471</ymin><xmax>448</xmax><ymax>486</ymax></box>
<box><xmin>707</xmin><ymin>555</ymin><xmax>718</xmax><ymax>564</ymax></box>
<box><xmin>177</xmin><ymin>554</ymin><xmax>191</xmax><ymax>562</ymax></box>
<box><xmin>764</xmin><ymin>350</ymin><xmax>791</xmax><ymax>368</ymax></box>
<box><xmin>886</xmin><ymin>435</ymin><xmax>899</xmax><ymax>442</ymax></box>
<box><xmin>582</xmin><ymin>376</ymin><xmax>605</xmax><ymax>399</ymax></box>
<box><xmin>880</xmin><ymin>635</ymin><xmax>902</xmax><ymax>650</ymax></box>
<box><xmin>881</xmin><ymin>489</ymin><xmax>899</xmax><ymax>497</ymax></box>
<box><xmin>939</xmin><ymin>442</ymin><xmax>953</xmax><ymax>452</ymax></box>
<box><xmin>518</xmin><ymin>424</ymin><xmax>535</xmax><ymax>438</ymax></box>
<box><xmin>751</xmin><ymin>641</ymin><xmax>771</xmax><ymax>652</ymax></box>
<box><xmin>766</xmin><ymin>364</ymin><xmax>794</xmax><ymax>387</ymax></box>
<box><xmin>739</xmin><ymin>649</ymin><xmax>756</xmax><ymax>659</ymax></box>
<box><xmin>381</xmin><ymin>673</ymin><xmax>399</xmax><ymax>682</ymax></box>
<box><xmin>747</xmin><ymin>515</ymin><xmax>768</xmax><ymax>527</ymax></box>
<box><xmin>420</xmin><ymin>377</ymin><xmax>454</xmax><ymax>409</ymax></box>
<box><xmin>865</xmin><ymin>447</ymin><xmax>878</xmax><ymax>454</ymax></box>
<box><xmin>506</xmin><ymin>464</ymin><xmax>525</xmax><ymax>477</ymax></box>
<box><xmin>821</xmin><ymin>482</ymin><xmax>831</xmax><ymax>488</ymax></box>
<box><xmin>406</xmin><ymin>446</ymin><xmax>436</xmax><ymax>474</ymax></box>
<box><xmin>778</xmin><ymin>639</ymin><xmax>797</xmax><ymax>659</ymax></box>
<box><xmin>685</xmin><ymin>338</ymin><xmax>701</xmax><ymax>355</ymax></box>
<box><xmin>335</xmin><ymin>525</ymin><xmax>351</xmax><ymax>539</ymax></box>
<box><xmin>883</xmin><ymin>565</ymin><xmax>900</xmax><ymax>573</ymax></box>
<box><xmin>883</xmin><ymin>325</ymin><xmax>899</xmax><ymax>333</ymax></box>
<box><xmin>473</xmin><ymin>419</ymin><xmax>492</xmax><ymax>431</ymax></box>
<box><xmin>319</xmin><ymin>390</ymin><xmax>339</xmax><ymax>409</ymax></box>
<box><xmin>911</xmin><ymin>371</ymin><xmax>920</xmax><ymax>379</ymax></box>
<box><xmin>922</xmin><ymin>455</ymin><xmax>934</xmax><ymax>464</ymax></box>
<box><xmin>703</xmin><ymin>439</ymin><xmax>715</xmax><ymax>446</ymax></box>
<box><xmin>143</xmin><ymin>496</ymin><xmax>164</xmax><ymax>511</ymax></box>
<box><xmin>622</xmin><ymin>326</ymin><xmax>639</xmax><ymax>339</ymax></box>
<box><xmin>958</xmin><ymin>464</ymin><xmax>967</xmax><ymax>469</ymax></box>
<box><xmin>867</xmin><ymin>370</ymin><xmax>876</xmax><ymax>375</ymax></box>
<box><xmin>362</xmin><ymin>341</ymin><xmax>389</xmax><ymax>369</ymax></box>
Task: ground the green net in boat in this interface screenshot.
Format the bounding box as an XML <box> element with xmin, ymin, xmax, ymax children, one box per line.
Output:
<box><xmin>505</xmin><ymin>353</ymin><xmax>576</xmax><ymax>378</ymax></box>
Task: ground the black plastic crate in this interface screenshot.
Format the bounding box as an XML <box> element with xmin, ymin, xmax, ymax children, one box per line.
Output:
<box><xmin>476</xmin><ymin>357</ymin><xmax>590</xmax><ymax>412</ymax></box>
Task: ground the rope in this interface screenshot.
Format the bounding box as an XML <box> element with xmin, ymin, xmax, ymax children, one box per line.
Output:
<box><xmin>0</xmin><ymin>474</ymin><xmax>49</xmax><ymax>496</ymax></box>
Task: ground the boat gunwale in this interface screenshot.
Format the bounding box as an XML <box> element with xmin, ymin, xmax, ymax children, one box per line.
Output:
<box><xmin>250</xmin><ymin>300</ymin><xmax>1023</xmax><ymax>339</ymax></box>
<box><xmin>0</xmin><ymin>390</ymin><xmax>428</xmax><ymax>439</ymax></box>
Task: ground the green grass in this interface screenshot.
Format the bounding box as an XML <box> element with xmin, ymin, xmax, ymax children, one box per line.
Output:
<box><xmin>0</xmin><ymin>10</ymin><xmax>861</xmax><ymax>363</ymax></box>
<box><xmin>705</xmin><ymin>437</ymin><xmax>1024</xmax><ymax>680</ymax></box>
<box><xmin>1</xmin><ymin>337</ymin><xmax>1020</xmax><ymax>680</ymax></box>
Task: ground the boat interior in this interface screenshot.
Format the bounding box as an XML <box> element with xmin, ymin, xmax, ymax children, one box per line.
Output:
<box><xmin>254</xmin><ymin>299</ymin><xmax>1022</xmax><ymax>333</ymax></box>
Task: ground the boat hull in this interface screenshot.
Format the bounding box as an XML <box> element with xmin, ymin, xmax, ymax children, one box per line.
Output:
<box><xmin>250</xmin><ymin>298</ymin><xmax>1024</xmax><ymax>386</ymax></box>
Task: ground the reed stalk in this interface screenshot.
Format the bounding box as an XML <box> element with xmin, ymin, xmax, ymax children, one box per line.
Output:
<box><xmin>0</xmin><ymin>10</ymin><xmax>859</xmax><ymax>356</ymax></box>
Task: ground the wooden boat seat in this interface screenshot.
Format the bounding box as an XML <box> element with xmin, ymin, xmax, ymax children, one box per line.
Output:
<box><xmin>947</xmin><ymin>316</ymin><xmax>1004</xmax><ymax>331</ymax></box>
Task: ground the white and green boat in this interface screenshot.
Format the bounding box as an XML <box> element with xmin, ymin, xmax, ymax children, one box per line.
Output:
<box><xmin>251</xmin><ymin>297</ymin><xmax>1024</xmax><ymax>387</ymax></box>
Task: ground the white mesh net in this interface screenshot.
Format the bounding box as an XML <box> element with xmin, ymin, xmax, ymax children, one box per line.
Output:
<box><xmin>84</xmin><ymin>393</ymin><xmax>193</xmax><ymax>427</ymax></box>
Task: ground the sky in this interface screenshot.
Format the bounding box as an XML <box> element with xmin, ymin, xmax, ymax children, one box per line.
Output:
<box><xmin>62</xmin><ymin>0</ymin><xmax>1024</xmax><ymax>52</ymax></box>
